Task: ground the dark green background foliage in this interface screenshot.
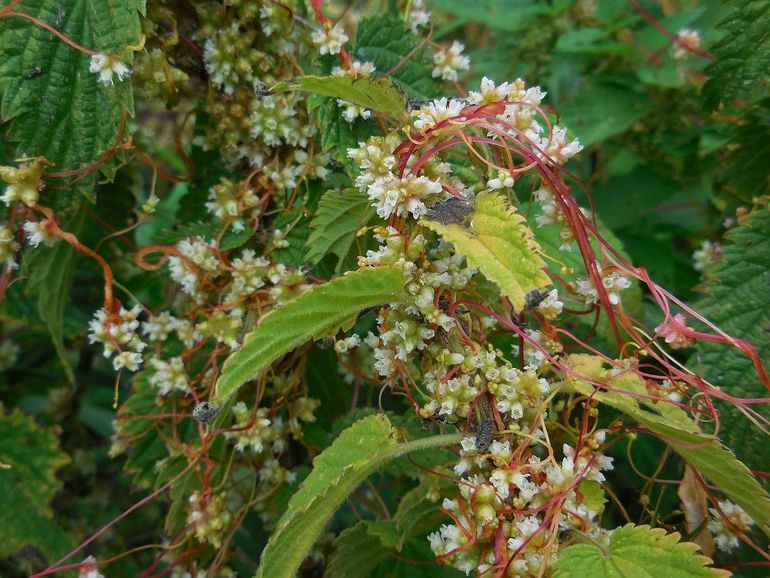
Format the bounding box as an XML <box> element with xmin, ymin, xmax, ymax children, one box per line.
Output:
<box><xmin>0</xmin><ymin>0</ymin><xmax>769</xmax><ymax>576</ymax></box>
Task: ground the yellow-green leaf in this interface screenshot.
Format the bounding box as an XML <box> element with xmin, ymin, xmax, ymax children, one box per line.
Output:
<box><xmin>421</xmin><ymin>191</ymin><xmax>550</xmax><ymax>310</ymax></box>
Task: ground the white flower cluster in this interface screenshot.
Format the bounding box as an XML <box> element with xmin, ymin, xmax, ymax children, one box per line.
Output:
<box><xmin>1</xmin><ymin>158</ymin><xmax>45</xmax><ymax>207</ymax></box>
<box><xmin>576</xmin><ymin>263</ymin><xmax>632</xmax><ymax>306</ymax></box>
<box><xmin>250</xmin><ymin>95</ymin><xmax>311</xmax><ymax>149</ymax></box>
<box><xmin>204</xmin><ymin>22</ymin><xmax>256</xmax><ymax>95</ymax></box>
<box><xmin>708</xmin><ymin>500</ymin><xmax>754</xmax><ymax>552</ymax></box>
<box><xmin>148</xmin><ymin>357</ymin><xmax>189</xmax><ymax>396</ymax></box>
<box><xmin>693</xmin><ymin>239</ymin><xmax>723</xmax><ymax>272</ymax></box>
<box><xmin>205</xmin><ymin>178</ymin><xmax>261</xmax><ymax>233</ymax></box>
<box><xmin>432</xmin><ymin>41</ymin><xmax>470</xmax><ymax>82</ymax></box>
<box><xmin>88</xmin><ymin>305</ymin><xmax>147</xmax><ymax>372</ymax></box>
<box><xmin>311</xmin><ymin>24</ymin><xmax>348</xmax><ymax>55</ymax></box>
<box><xmin>168</xmin><ymin>237</ymin><xmax>221</xmax><ymax>299</ymax></box>
<box><xmin>430</xmin><ymin>431</ymin><xmax>613</xmax><ymax>576</ymax></box>
<box><xmin>673</xmin><ymin>28</ymin><xmax>701</xmax><ymax>60</ymax></box>
<box><xmin>407</xmin><ymin>0</ymin><xmax>431</xmax><ymax>34</ymax></box>
<box><xmin>187</xmin><ymin>491</ymin><xmax>233</xmax><ymax>549</ymax></box>
<box><xmin>0</xmin><ymin>225</ymin><xmax>19</xmax><ymax>270</ymax></box>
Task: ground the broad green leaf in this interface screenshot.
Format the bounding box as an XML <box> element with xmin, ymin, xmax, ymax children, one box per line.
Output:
<box><xmin>557</xmin><ymin>83</ymin><xmax>648</xmax><ymax>146</ymax></box>
<box><xmin>255</xmin><ymin>414</ymin><xmax>461</xmax><ymax>578</ymax></box>
<box><xmin>312</xmin><ymin>95</ymin><xmax>378</xmax><ymax>175</ymax></box>
<box><xmin>326</xmin><ymin>523</ymin><xmax>389</xmax><ymax>578</ymax></box>
<box><xmin>270</xmin><ymin>75</ymin><xmax>407</xmax><ymax>118</ymax></box>
<box><xmin>553</xmin><ymin>524</ymin><xmax>728</xmax><ymax>578</ymax></box>
<box><xmin>692</xmin><ymin>204</ymin><xmax>770</xmax><ymax>474</ymax></box>
<box><xmin>703</xmin><ymin>0</ymin><xmax>770</xmax><ymax>107</ymax></box>
<box><xmin>353</xmin><ymin>15</ymin><xmax>441</xmax><ymax>101</ymax></box>
<box><xmin>421</xmin><ymin>191</ymin><xmax>550</xmax><ymax>311</ymax></box>
<box><xmin>564</xmin><ymin>354</ymin><xmax>770</xmax><ymax>536</ymax></box>
<box><xmin>432</xmin><ymin>0</ymin><xmax>551</xmax><ymax>32</ymax></box>
<box><xmin>306</xmin><ymin>189</ymin><xmax>375</xmax><ymax>272</ymax></box>
<box><xmin>214</xmin><ymin>266</ymin><xmax>408</xmax><ymax>404</ymax></box>
<box><xmin>0</xmin><ymin>0</ymin><xmax>143</xmax><ymax>198</ymax></box>
<box><xmin>0</xmin><ymin>404</ymin><xmax>73</xmax><ymax>560</ymax></box>
<box><xmin>25</xmin><ymin>206</ymin><xmax>86</xmax><ymax>382</ymax></box>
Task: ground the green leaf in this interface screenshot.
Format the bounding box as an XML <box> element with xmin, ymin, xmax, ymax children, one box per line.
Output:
<box><xmin>432</xmin><ymin>0</ymin><xmax>551</xmax><ymax>32</ymax></box>
<box><xmin>353</xmin><ymin>15</ymin><xmax>441</xmax><ymax>100</ymax></box>
<box><xmin>255</xmin><ymin>414</ymin><xmax>461</xmax><ymax>578</ymax></box>
<box><xmin>312</xmin><ymin>95</ymin><xmax>378</xmax><ymax>175</ymax></box>
<box><xmin>553</xmin><ymin>524</ymin><xmax>729</xmax><ymax>578</ymax></box>
<box><xmin>564</xmin><ymin>354</ymin><xmax>770</xmax><ymax>536</ymax></box>
<box><xmin>703</xmin><ymin>0</ymin><xmax>770</xmax><ymax>107</ymax></box>
<box><xmin>420</xmin><ymin>191</ymin><xmax>550</xmax><ymax>311</ymax></box>
<box><xmin>306</xmin><ymin>189</ymin><xmax>375</xmax><ymax>272</ymax></box>
<box><xmin>24</xmin><ymin>206</ymin><xmax>86</xmax><ymax>382</ymax></box>
<box><xmin>325</xmin><ymin>522</ymin><xmax>389</xmax><ymax>578</ymax></box>
<box><xmin>557</xmin><ymin>83</ymin><xmax>648</xmax><ymax>146</ymax></box>
<box><xmin>692</xmin><ymin>203</ymin><xmax>770</xmax><ymax>474</ymax></box>
<box><xmin>270</xmin><ymin>75</ymin><xmax>408</xmax><ymax>118</ymax></box>
<box><xmin>0</xmin><ymin>404</ymin><xmax>73</xmax><ymax>561</ymax></box>
<box><xmin>214</xmin><ymin>266</ymin><xmax>408</xmax><ymax>404</ymax></box>
<box><xmin>0</xmin><ymin>0</ymin><xmax>143</xmax><ymax>198</ymax></box>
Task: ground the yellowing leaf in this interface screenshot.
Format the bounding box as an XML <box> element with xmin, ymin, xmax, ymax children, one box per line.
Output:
<box><xmin>554</xmin><ymin>524</ymin><xmax>729</xmax><ymax>577</ymax></box>
<box><xmin>421</xmin><ymin>191</ymin><xmax>550</xmax><ymax>310</ymax></box>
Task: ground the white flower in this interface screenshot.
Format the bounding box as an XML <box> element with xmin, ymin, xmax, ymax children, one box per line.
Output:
<box><xmin>79</xmin><ymin>556</ymin><xmax>104</xmax><ymax>578</ymax></box>
<box><xmin>337</xmin><ymin>99</ymin><xmax>371</xmax><ymax>123</ymax></box>
<box><xmin>0</xmin><ymin>225</ymin><xmax>20</xmax><ymax>270</ymax></box>
<box><xmin>112</xmin><ymin>350</ymin><xmax>143</xmax><ymax>372</ymax></box>
<box><xmin>311</xmin><ymin>24</ymin><xmax>348</xmax><ymax>55</ymax></box>
<box><xmin>432</xmin><ymin>40</ymin><xmax>470</xmax><ymax>82</ymax></box>
<box><xmin>487</xmin><ymin>169</ymin><xmax>514</xmax><ymax>190</ymax></box>
<box><xmin>23</xmin><ymin>220</ymin><xmax>53</xmax><ymax>247</ymax></box>
<box><xmin>89</xmin><ymin>53</ymin><xmax>130</xmax><ymax>86</ymax></box>
<box><xmin>537</xmin><ymin>126</ymin><xmax>583</xmax><ymax>164</ymax></box>
<box><xmin>366</xmin><ymin>174</ymin><xmax>443</xmax><ymax>220</ymax></box>
<box><xmin>332</xmin><ymin>61</ymin><xmax>375</xmax><ymax>77</ymax></box>
<box><xmin>708</xmin><ymin>500</ymin><xmax>754</xmax><ymax>552</ymax></box>
<box><xmin>468</xmin><ymin>77</ymin><xmax>512</xmax><ymax>105</ymax></box>
<box><xmin>413</xmin><ymin>97</ymin><xmax>465</xmax><ymax>131</ymax></box>
<box><xmin>149</xmin><ymin>357</ymin><xmax>189</xmax><ymax>395</ymax></box>
<box><xmin>408</xmin><ymin>0</ymin><xmax>431</xmax><ymax>33</ymax></box>
<box><xmin>536</xmin><ymin>289</ymin><xmax>563</xmax><ymax>320</ymax></box>
<box><xmin>576</xmin><ymin>264</ymin><xmax>630</xmax><ymax>306</ymax></box>
<box><xmin>674</xmin><ymin>28</ymin><xmax>701</xmax><ymax>59</ymax></box>
<box><xmin>693</xmin><ymin>240</ymin><xmax>723</xmax><ymax>272</ymax></box>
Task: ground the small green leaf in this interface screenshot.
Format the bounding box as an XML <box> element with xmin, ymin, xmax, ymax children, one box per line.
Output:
<box><xmin>214</xmin><ymin>266</ymin><xmax>408</xmax><ymax>404</ymax></box>
<box><xmin>0</xmin><ymin>404</ymin><xmax>73</xmax><ymax>561</ymax></box>
<box><xmin>421</xmin><ymin>191</ymin><xmax>550</xmax><ymax>311</ymax></box>
<box><xmin>564</xmin><ymin>354</ymin><xmax>770</xmax><ymax>536</ymax></box>
<box><xmin>553</xmin><ymin>524</ymin><xmax>729</xmax><ymax>577</ymax></box>
<box><xmin>0</xmin><ymin>0</ymin><xmax>143</xmax><ymax>198</ymax></box>
<box><xmin>306</xmin><ymin>189</ymin><xmax>375</xmax><ymax>272</ymax></box>
<box><xmin>255</xmin><ymin>414</ymin><xmax>461</xmax><ymax>578</ymax></box>
<box><xmin>270</xmin><ymin>75</ymin><xmax>407</xmax><ymax>117</ymax></box>
<box><xmin>326</xmin><ymin>522</ymin><xmax>389</xmax><ymax>578</ymax></box>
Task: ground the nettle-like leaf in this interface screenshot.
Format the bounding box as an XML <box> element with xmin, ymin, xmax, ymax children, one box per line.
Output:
<box><xmin>564</xmin><ymin>354</ymin><xmax>770</xmax><ymax>536</ymax></box>
<box><xmin>306</xmin><ymin>189</ymin><xmax>375</xmax><ymax>272</ymax></box>
<box><xmin>703</xmin><ymin>0</ymin><xmax>770</xmax><ymax>107</ymax></box>
<box><xmin>312</xmin><ymin>95</ymin><xmax>378</xmax><ymax>174</ymax></box>
<box><xmin>692</xmin><ymin>204</ymin><xmax>770</xmax><ymax>474</ymax></box>
<box><xmin>270</xmin><ymin>75</ymin><xmax>408</xmax><ymax>118</ymax></box>
<box><xmin>0</xmin><ymin>0</ymin><xmax>144</xmax><ymax>198</ymax></box>
<box><xmin>421</xmin><ymin>191</ymin><xmax>550</xmax><ymax>311</ymax></box>
<box><xmin>553</xmin><ymin>524</ymin><xmax>729</xmax><ymax>578</ymax></box>
<box><xmin>0</xmin><ymin>404</ymin><xmax>73</xmax><ymax>561</ymax></box>
<box><xmin>214</xmin><ymin>266</ymin><xmax>409</xmax><ymax>404</ymax></box>
<box><xmin>353</xmin><ymin>14</ymin><xmax>442</xmax><ymax>101</ymax></box>
<box><xmin>255</xmin><ymin>414</ymin><xmax>461</xmax><ymax>578</ymax></box>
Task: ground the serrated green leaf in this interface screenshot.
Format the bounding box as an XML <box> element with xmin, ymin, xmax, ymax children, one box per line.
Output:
<box><xmin>255</xmin><ymin>414</ymin><xmax>461</xmax><ymax>578</ymax></box>
<box><xmin>703</xmin><ymin>0</ymin><xmax>770</xmax><ymax>107</ymax></box>
<box><xmin>553</xmin><ymin>524</ymin><xmax>729</xmax><ymax>577</ymax></box>
<box><xmin>421</xmin><ymin>191</ymin><xmax>549</xmax><ymax>311</ymax></box>
<box><xmin>24</xmin><ymin>206</ymin><xmax>86</xmax><ymax>382</ymax></box>
<box><xmin>433</xmin><ymin>0</ymin><xmax>551</xmax><ymax>32</ymax></box>
<box><xmin>306</xmin><ymin>189</ymin><xmax>375</xmax><ymax>272</ymax></box>
<box><xmin>214</xmin><ymin>266</ymin><xmax>409</xmax><ymax>404</ymax></box>
<box><xmin>354</xmin><ymin>15</ymin><xmax>441</xmax><ymax>100</ymax></box>
<box><xmin>692</xmin><ymin>203</ymin><xmax>770</xmax><ymax>474</ymax></box>
<box><xmin>0</xmin><ymin>0</ymin><xmax>143</xmax><ymax>198</ymax></box>
<box><xmin>271</xmin><ymin>75</ymin><xmax>408</xmax><ymax>118</ymax></box>
<box><xmin>0</xmin><ymin>404</ymin><xmax>73</xmax><ymax>561</ymax></box>
<box><xmin>564</xmin><ymin>354</ymin><xmax>770</xmax><ymax>536</ymax></box>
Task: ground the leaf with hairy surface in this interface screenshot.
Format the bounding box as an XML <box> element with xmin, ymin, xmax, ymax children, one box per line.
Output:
<box><xmin>214</xmin><ymin>266</ymin><xmax>408</xmax><ymax>404</ymax></box>
<box><xmin>255</xmin><ymin>414</ymin><xmax>461</xmax><ymax>578</ymax></box>
<box><xmin>421</xmin><ymin>191</ymin><xmax>550</xmax><ymax>311</ymax></box>
<box><xmin>0</xmin><ymin>0</ymin><xmax>144</xmax><ymax>199</ymax></box>
<box><xmin>692</xmin><ymin>203</ymin><xmax>770</xmax><ymax>475</ymax></box>
<box><xmin>0</xmin><ymin>404</ymin><xmax>73</xmax><ymax>561</ymax></box>
<box><xmin>554</xmin><ymin>524</ymin><xmax>728</xmax><ymax>577</ymax></box>
<box><xmin>564</xmin><ymin>354</ymin><xmax>770</xmax><ymax>536</ymax></box>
